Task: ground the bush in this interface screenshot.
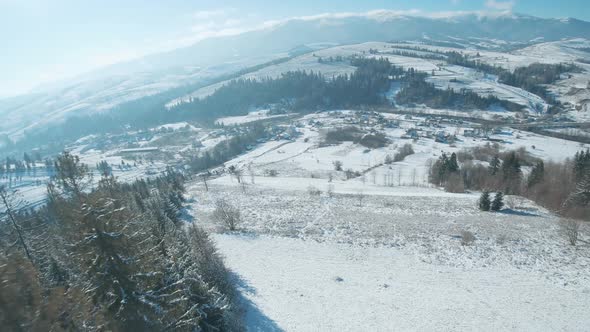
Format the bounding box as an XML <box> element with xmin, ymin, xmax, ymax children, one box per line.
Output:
<box><xmin>384</xmin><ymin>154</ymin><xmax>394</xmax><ymax>164</ymax></box>
<box><xmin>359</xmin><ymin>132</ymin><xmax>389</xmax><ymax>149</ymax></box>
<box><xmin>324</xmin><ymin>127</ymin><xmax>362</xmax><ymax>145</ymax></box>
<box><xmin>500</xmin><ymin>146</ymin><xmax>540</xmax><ymax>167</ymax></box>
<box><xmin>460</xmin><ymin>161</ymin><xmax>491</xmax><ymax>191</ymax></box>
<box><xmin>307</xmin><ymin>186</ymin><xmax>322</xmax><ymax>196</ymax></box>
<box><xmin>333</xmin><ymin>160</ymin><xmax>343</xmax><ymax>171</ymax></box>
<box><xmin>461</xmin><ymin>231</ymin><xmax>476</xmax><ymax>246</ymax></box>
<box><xmin>560</xmin><ymin>219</ymin><xmax>581</xmax><ymax>246</ymax></box>
<box><xmin>324</xmin><ymin>127</ymin><xmax>388</xmax><ymax>149</ymax></box>
<box><xmin>393</xmin><ymin>143</ymin><xmax>414</xmax><ymax>162</ymax></box>
<box><xmin>213</xmin><ymin>199</ymin><xmax>241</xmax><ymax>231</ymax></box>
<box><xmin>345</xmin><ymin>169</ymin><xmax>360</xmax><ymax>180</ymax></box>
<box><xmin>445</xmin><ymin>174</ymin><xmax>465</xmax><ymax>193</ymax></box>
<box><xmin>459</xmin><ymin>143</ymin><xmax>500</xmax><ymax>162</ymax></box>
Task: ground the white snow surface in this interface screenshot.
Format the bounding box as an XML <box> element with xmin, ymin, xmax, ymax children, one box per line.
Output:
<box><xmin>215</xmin><ymin>234</ymin><xmax>590</xmax><ymax>332</ymax></box>
<box><xmin>184</xmin><ymin>110</ymin><xmax>590</xmax><ymax>331</ymax></box>
<box><xmin>216</xmin><ymin>110</ymin><xmax>294</xmax><ymax>126</ymax></box>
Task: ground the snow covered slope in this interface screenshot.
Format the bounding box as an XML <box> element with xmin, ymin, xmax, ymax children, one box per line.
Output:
<box><xmin>3</xmin><ymin>12</ymin><xmax>590</xmax><ymax>140</ymax></box>
<box><xmin>216</xmin><ymin>234</ymin><xmax>590</xmax><ymax>331</ymax></box>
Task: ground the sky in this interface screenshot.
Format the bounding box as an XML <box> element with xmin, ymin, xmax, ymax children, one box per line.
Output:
<box><xmin>0</xmin><ymin>0</ymin><xmax>588</xmax><ymax>98</ymax></box>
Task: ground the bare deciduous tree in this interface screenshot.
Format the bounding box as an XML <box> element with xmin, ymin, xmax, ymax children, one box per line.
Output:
<box><xmin>560</xmin><ymin>219</ymin><xmax>581</xmax><ymax>246</ymax></box>
<box><xmin>213</xmin><ymin>199</ymin><xmax>241</xmax><ymax>231</ymax></box>
<box><xmin>0</xmin><ymin>186</ymin><xmax>34</xmax><ymax>264</ymax></box>
<box><xmin>200</xmin><ymin>172</ymin><xmax>210</xmax><ymax>192</ymax></box>
<box><xmin>327</xmin><ymin>184</ymin><xmax>335</xmax><ymax>198</ymax></box>
<box><xmin>356</xmin><ymin>190</ymin><xmax>365</xmax><ymax>207</ymax></box>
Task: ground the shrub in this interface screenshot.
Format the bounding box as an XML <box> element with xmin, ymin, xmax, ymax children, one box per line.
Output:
<box><xmin>560</xmin><ymin>219</ymin><xmax>581</xmax><ymax>246</ymax></box>
<box><xmin>213</xmin><ymin>199</ymin><xmax>241</xmax><ymax>231</ymax></box>
<box><xmin>461</xmin><ymin>231</ymin><xmax>476</xmax><ymax>246</ymax></box>
<box><xmin>393</xmin><ymin>143</ymin><xmax>414</xmax><ymax>162</ymax></box>
<box><xmin>324</xmin><ymin>127</ymin><xmax>388</xmax><ymax>149</ymax></box>
<box><xmin>359</xmin><ymin>132</ymin><xmax>389</xmax><ymax>149</ymax></box>
<box><xmin>324</xmin><ymin>126</ymin><xmax>362</xmax><ymax>145</ymax></box>
<box><xmin>345</xmin><ymin>169</ymin><xmax>360</xmax><ymax>180</ymax></box>
<box><xmin>500</xmin><ymin>146</ymin><xmax>540</xmax><ymax>167</ymax></box>
<box><xmin>384</xmin><ymin>154</ymin><xmax>394</xmax><ymax>164</ymax></box>
<box><xmin>333</xmin><ymin>160</ymin><xmax>343</xmax><ymax>171</ymax></box>
<box><xmin>445</xmin><ymin>174</ymin><xmax>465</xmax><ymax>193</ymax></box>
<box><xmin>307</xmin><ymin>186</ymin><xmax>322</xmax><ymax>196</ymax></box>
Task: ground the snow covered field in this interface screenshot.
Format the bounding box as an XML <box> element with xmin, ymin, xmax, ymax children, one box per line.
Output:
<box><xmin>216</xmin><ymin>110</ymin><xmax>294</xmax><ymax>126</ymax></box>
<box><xmin>215</xmin><ymin>234</ymin><xmax>590</xmax><ymax>331</ymax></box>
<box><xmin>180</xmin><ymin>110</ymin><xmax>590</xmax><ymax>331</ymax></box>
<box><xmin>187</xmin><ymin>180</ymin><xmax>590</xmax><ymax>331</ymax></box>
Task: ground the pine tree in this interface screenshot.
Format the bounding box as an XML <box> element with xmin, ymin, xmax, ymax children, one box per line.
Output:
<box><xmin>0</xmin><ymin>186</ymin><xmax>34</xmax><ymax>264</ymax></box>
<box><xmin>491</xmin><ymin>192</ymin><xmax>504</xmax><ymax>211</ymax></box>
<box><xmin>501</xmin><ymin>151</ymin><xmax>522</xmax><ymax>194</ymax></box>
<box><xmin>527</xmin><ymin>161</ymin><xmax>545</xmax><ymax>188</ymax></box>
<box><xmin>53</xmin><ymin>151</ymin><xmax>92</xmax><ymax>201</ymax></box>
<box><xmin>479</xmin><ymin>191</ymin><xmax>491</xmax><ymax>211</ymax></box>
<box><xmin>573</xmin><ymin>149</ymin><xmax>590</xmax><ymax>181</ymax></box>
<box><xmin>566</xmin><ymin>172</ymin><xmax>590</xmax><ymax>209</ymax></box>
<box><xmin>448</xmin><ymin>152</ymin><xmax>459</xmax><ymax>173</ymax></box>
<box><xmin>488</xmin><ymin>155</ymin><xmax>501</xmax><ymax>175</ymax></box>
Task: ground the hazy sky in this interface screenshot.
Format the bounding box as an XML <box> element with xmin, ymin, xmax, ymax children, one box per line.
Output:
<box><xmin>0</xmin><ymin>0</ymin><xmax>588</xmax><ymax>97</ymax></box>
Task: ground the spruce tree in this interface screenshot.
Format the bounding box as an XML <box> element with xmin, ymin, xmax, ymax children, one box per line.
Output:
<box><xmin>501</xmin><ymin>151</ymin><xmax>522</xmax><ymax>194</ymax></box>
<box><xmin>448</xmin><ymin>152</ymin><xmax>459</xmax><ymax>173</ymax></box>
<box><xmin>573</xmin><ymin>149</ymin><xmax>590</xmax><ymax>181</ymax></box>
<box><xmin>479</xmin><ymin>191</ymin><xmax>491</xmax><ymax>211</ymax></box>
<box><xmin>567</xmin><ymin>172</ymin><xmax>590</xmax><ymax>208</ymax></box>
<box><xmin>491</xmin><ymin>192</ymin><xmax>504</xmax><ymax>211</ymax></box>
<box><xmin>527</xmin><ymin>161</ymin><xmax>544</xmax><ymax>188</ymax></box>
<box><xmin>488</xmin><ymin>155</ymin><xmax>501</xmax><ymax>175</ymax></box>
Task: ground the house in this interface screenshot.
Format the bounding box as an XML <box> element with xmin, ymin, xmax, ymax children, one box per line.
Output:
<box><xmin>120</xmin><ymin>147</ymin><xmax>160</xmax><ymax>154</ymax></box>
<box><xmin>402</xmin><ymin>128</ymin><xmax>419</xmax><ymax>139</ymax></box>
<box><xmin>435</xmin><ymin>131</ymin><xmax>447</xmax><ymax>143</ymax></box>
<box><xmin>463</xmin><ymin>129</ymin><xmax>476</xmax><ymax>137</ymax></box>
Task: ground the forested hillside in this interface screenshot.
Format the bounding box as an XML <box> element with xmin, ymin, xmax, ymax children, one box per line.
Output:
<box><xmin>0</xmin><ymin>152</ymin><xmax>243</xmax><ymax>331</ymax></box>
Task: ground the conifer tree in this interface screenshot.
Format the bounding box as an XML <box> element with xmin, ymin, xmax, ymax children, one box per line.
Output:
<box><xmin>573</xmin><ymin>149</ymin><xmax>590</xmax><ymax>181</ymax></box>
<box><xmin>488</xmin><ymin>155</ymin><xmax>501</xmax><ymax>175</ymax></box>
<box><xmin>566</xmin><ymin>172</ymin><xmax>590</xmax><ymax>209</ymax></box>
<box><xmin>53</xmin><ymin>151</ymin><xmax>92</xmax><ymax>200</ymax></box>
<box><xmin>527</xmin><ymin>161</ymin><xmax>545</xmax><ymax>188</ymax></box>
<box><xmin>448</xmin><ymin>152</ymin><xmax>459</xmax><ymax>173</ymax></box>
<box><xmin>491</xmin><ymin>192</ymin><xmax>504</xmax><ymax>211</ymax></box>
<box><xmin>479</xmin><ymin>191</ymin><xmax>491</xmax><ymax>211</ymax></box>
<box><xmin>501</xmin><ymin>151</ymin><xmax>522</xmax><ymax>194</ymax></box>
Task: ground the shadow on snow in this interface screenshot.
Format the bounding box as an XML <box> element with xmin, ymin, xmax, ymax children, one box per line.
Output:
<box><xmin>230</xmin><ymin>272</ymin><xmax>284</xmax><ymax>332</ymax></box>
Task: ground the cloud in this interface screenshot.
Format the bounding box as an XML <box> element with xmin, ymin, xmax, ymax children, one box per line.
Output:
<box><xmin>167</xmin><ymin>7</ymin><xmax>522</xmax><ymax>49</ymax></box>
<box><xmin>485</xmin><ymin>0</ymin><xmax>515</xmax><ymax>11</ymax></box>
<box><xmin>192</xmin><ymin>8</ymin><xmax>236</xmax><ymax>20</ymax></box>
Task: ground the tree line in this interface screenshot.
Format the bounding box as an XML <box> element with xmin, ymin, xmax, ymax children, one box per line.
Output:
<box><xmin>0</xmin><ymin>151</ymin><xmax>243</xmax><ymax>331</ymax></box>
<box><xmin>498</xmin><ymin>63</ymin><xmax>579</xmax><ymax>104</ymax></box>
<box><xmin>395</xmin><ymin>73</ymin><xmax>522</xmax><ymax>112</ymax></box>
<box><xmin>429</xmin><ymin>147</ymin><xmax>590</xmax><ymax>220</ymax></box>
<box><xmin>172</xmin><ymin>57</ymin><xmax>406</xmax><ymax>123</ymax></box>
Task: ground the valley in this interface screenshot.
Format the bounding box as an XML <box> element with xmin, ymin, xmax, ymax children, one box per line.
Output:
<box><xmin>1</xmin><ymin>8</ymin><xmax>590</xmax><ymax>331</ymax></box>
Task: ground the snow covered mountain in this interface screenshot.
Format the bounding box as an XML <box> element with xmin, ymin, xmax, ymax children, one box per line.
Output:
<box><xmin>2</xmin><ymin>11</ymin><xmax>590</xmax><ymax>139</ymax></box>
